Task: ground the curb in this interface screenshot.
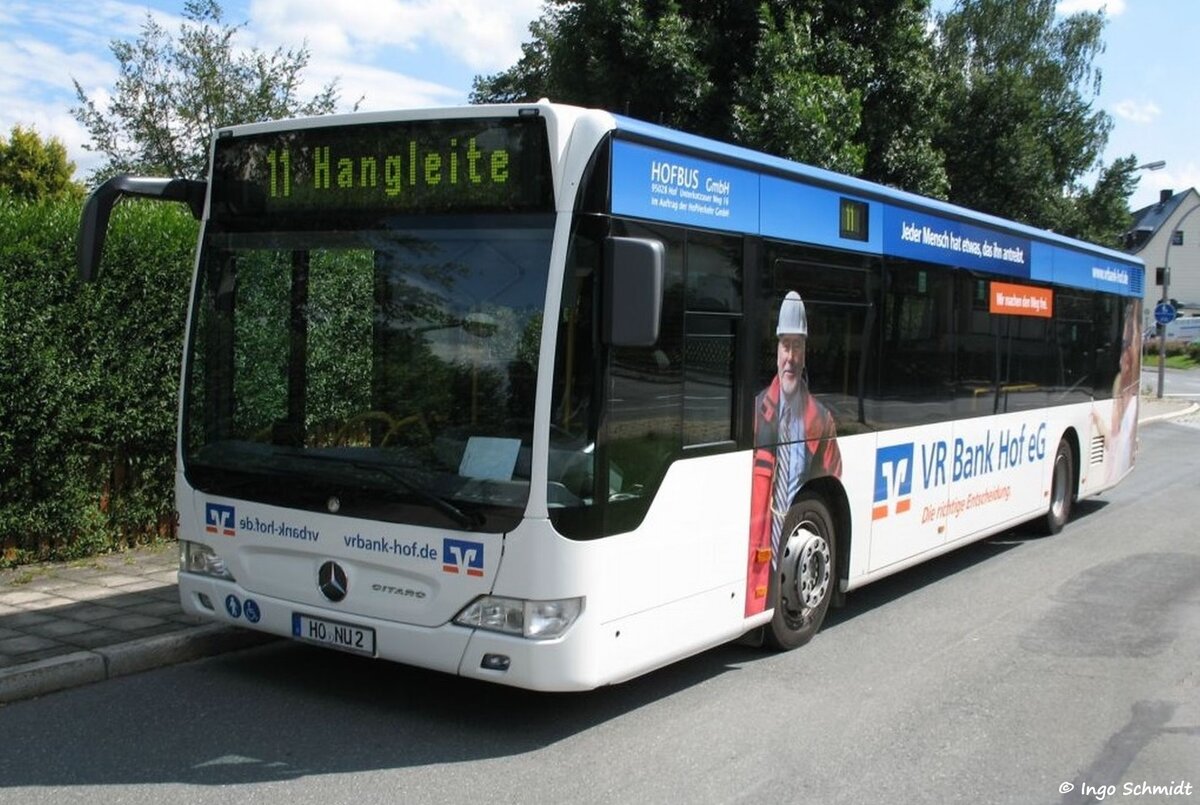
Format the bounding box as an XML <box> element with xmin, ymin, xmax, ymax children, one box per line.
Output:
<box><xmin>0</xmin><ymin>625</ymin><xmax>276</xmax><ymax>704</ymax></box>
<box><xmin>1139</xmin><ymin>401</ymin><xmax>1200</xmax><ymax>426</ymax></box>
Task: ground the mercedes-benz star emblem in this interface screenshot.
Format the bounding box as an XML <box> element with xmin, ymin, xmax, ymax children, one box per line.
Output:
<box><xmin>318</xmin><ymin>561</ymin><xmax>348</xmax><ymax>602</ymax></box>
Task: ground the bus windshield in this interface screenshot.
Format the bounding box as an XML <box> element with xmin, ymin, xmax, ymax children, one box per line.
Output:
<box><xmin>183</xmin><ymin>218</ymin><xmax>554</xmax><ymax>532</ymax></box>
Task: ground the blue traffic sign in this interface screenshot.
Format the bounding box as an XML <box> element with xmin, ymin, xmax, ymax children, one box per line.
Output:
<box><xmin>1155</xmin><ymin>301</ymin><xmax>1177</xmax><ymax>325</ymax></box>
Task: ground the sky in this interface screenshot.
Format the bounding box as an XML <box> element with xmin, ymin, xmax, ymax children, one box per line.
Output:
<box><xmin>0</xmin><ymin>0</ymin><xmax>1195</xmax><ymax>212</ymax></box>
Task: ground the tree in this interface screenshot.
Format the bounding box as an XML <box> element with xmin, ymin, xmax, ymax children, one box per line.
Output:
<box><xmin>72</xmin><ymin>0</ymin><xmax>350</xmax><ymax>181</ymax></box>
<box><xmin>728</xmin><ymin>6</ymin><xmax>866</xmax><ymax>174</ymax></box>
<box><xmin>1058</xmin><ymin>154</ymin><xmax>1138</xmax><ymax>247</ymax></box>
<box><xmin>477</xmin><ymin>0</ymin><xmax>1135</xmax><ymax>243</ymax></box>
<box><xmin>472</xmin><ymin>1</ymin><xmax>715</xmax><ymax>134</ymax></box>
<box><xmin>474</xmin><ymin>2</ymin><xmax>863</xmax><ymax>173</ymax></box>
<box><xmin>0</xmin><ymin>126</ymin><xmax>83</xmax><ymax>200</ymax></box>
<box><xmin>807</xmin><ymin>1</ymin><xmax>947</xmax><ymax>196</ymax></box>
<box><xmin>473</xmin><ymin>1</ymin><xmax>942</xmax><ymax>188</ymax></box>
<box><xmin>933</xmin><ymin>0</ymin><xmax>1118</xmax><ymax>235</ymax></box>
<box><xmin>473</xmin><ymin>1</ymin><xmax>943</xmax><ymax>189</ymax></box>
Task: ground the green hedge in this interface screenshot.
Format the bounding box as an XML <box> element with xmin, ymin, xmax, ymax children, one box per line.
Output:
<box><xmin>0</xmin><ymin>193</ymin><xmax>197</xmax><ymax>565</ymax></box>
<box><xmin>1148</xmin><ymin>339</ymin><xmax>1200</xmax><ymax>361</ymax></box>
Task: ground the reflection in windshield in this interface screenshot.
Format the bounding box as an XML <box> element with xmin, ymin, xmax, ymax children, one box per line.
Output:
<box><xmin>183</xmin><ymin>218</ymin><xmax>553</xmax><ymax>531</ymax></box>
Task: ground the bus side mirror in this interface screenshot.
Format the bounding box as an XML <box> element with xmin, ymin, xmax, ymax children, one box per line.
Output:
<box><xmin>602</xmin><ymin>236</ymin><xmax>664</xmax><ymax>347</ymax></box>
<box><xmin>77</xmin><ymin>176</ymin><xmax>207</xmax><ymax>282</ymax></box>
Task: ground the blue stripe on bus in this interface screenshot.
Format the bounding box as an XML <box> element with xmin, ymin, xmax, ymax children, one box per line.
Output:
<box><xmin>760</xmin><ymin>175</ymin><xmax>880</xmax><ymax>255</ymax></box>
<box><xmin>609</xmin><ymin>117</ymin><xmax>1142</xmax><ymax>298</ymax></box>
<box><xmin>1030</xmin><ymin>241</ymin><xmax>1143</xmax><ymax>296</ymax></box>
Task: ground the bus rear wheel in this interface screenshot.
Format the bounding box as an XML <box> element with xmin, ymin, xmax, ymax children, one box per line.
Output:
<box><xmin>1041</xmin><ymin>439</ymin><xmax>1074</xmax><ymax>535</ymax></box>
<box><xmin>765</xmin><ymin>493</ymin><xmax>837</xmax><ymax>651</ymax></box>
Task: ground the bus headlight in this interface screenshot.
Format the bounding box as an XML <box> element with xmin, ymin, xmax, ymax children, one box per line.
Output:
<box><xmin>454</xmin><ymin>596</ymin><xmax>583</xmax><ymax>640</ymax></box>
<box><xmin>179</xmin><ymin>540</ymin><xmax>235</xmax><ymax>581</ymax></box>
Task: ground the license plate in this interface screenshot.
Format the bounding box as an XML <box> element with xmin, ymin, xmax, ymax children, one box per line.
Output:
<box><xmin>292</xmin><ymin>613</ymin><xmax>376</xmax><ymax>656</ymax></box>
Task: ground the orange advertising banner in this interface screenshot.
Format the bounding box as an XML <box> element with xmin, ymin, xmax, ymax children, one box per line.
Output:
<box><xmin>989</xmin><ymin>281</ymin><xmax>1053</xmax><ymax>318</ymax></box>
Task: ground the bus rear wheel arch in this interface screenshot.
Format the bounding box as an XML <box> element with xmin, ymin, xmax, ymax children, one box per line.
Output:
<box><xmin>765</xmin><ymin>492</ymin><xmax>838</xmax><ymax>651</ymax></box>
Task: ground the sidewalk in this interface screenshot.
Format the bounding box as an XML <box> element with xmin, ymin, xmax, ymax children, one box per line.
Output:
<box><xmin>0</xmin><ymin>543</ymin><xmax>270</xmax><ymax>704</ymax></box>
<box><xmin>1138</xmin><ymin>394</ymin><xmax>1200</xmax><ymax>425</ymax></box>
<box><xmin>3</xmin><ymin>395</ymin><xmax>1198</xmax><ymax>705</ymax></box>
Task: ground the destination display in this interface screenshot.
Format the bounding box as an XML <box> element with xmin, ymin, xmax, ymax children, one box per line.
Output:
<box><xmin>210</xmin><ymin>117</ymin><xmax>553</xmax><ymax>222</ymax></box>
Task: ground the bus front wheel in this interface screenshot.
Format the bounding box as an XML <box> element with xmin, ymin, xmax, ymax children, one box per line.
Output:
<box><xmin>765</xmin><ymin>493</ymin><xmax>837</xmax><ymax>651</ymax></box>
<box><xmin>1042</xmin><ymin>439</ymin><xmax>1075</xmax><ymax>535</ymax></box>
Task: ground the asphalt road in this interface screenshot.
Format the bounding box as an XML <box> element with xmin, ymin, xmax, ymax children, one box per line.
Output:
<box><xmin>1144</xmin><ymin>364</ymin><xmax>1200</xmax><ymax>398</ymax></box>
<box><xmin>1</xmin><ymin>422</ymin><xmax>1198</xmax><ymax>805</ymax></box>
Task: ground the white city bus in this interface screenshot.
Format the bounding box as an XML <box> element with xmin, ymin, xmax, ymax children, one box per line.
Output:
<box><xmin>77</xmin><ymin>101</ymin><xmax>1143</xmax><ymax>691</ymax></box>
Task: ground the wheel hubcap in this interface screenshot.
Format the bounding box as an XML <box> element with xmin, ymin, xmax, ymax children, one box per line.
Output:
<box><xmin>783</xmin><ymin>527</ymin><xmax>831</xmax><ymax>611</ymax></box>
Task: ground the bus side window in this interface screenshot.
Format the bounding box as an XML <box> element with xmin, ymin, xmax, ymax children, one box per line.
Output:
<box><xmin>1054</xmin><ymin>291</ymin><xmax>1095</xmax><ymax>403</ymax></box>
<box><xmin>874</xmin><ymin>262</ymin><xmax>955</xmax><ymax>426</ymax></box>
<box><xmin>683</xmin><ymin>231</ymin><xmax>742</xmax><ymax>447</ymax></box>
<box><xmin>768</xmin><ymin>250</ymin><xmax>875</xmax><ymax>433</ymax></box>
<box><xmin>605</xmin><ymin>221</ymin><xmax>684</xmax><ymax>512</ymax></box>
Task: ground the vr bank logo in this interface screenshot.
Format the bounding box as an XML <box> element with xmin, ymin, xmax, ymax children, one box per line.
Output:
<box><xmin>205</xmin><ymin>503</ymin><xmax>236</xmax><ymax>537</ymax></box>
<box><xmin>442</xmin><ymin>538</ymin><xmax>484</xmax><ymax>577</ymax></box>
<box><xmin>873</xmin><ymin>444</ymin><xmax>914</xmax><ymax>521</ymax></box>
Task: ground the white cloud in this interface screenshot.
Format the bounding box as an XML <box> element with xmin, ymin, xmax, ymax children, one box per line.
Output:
<box><xmin>1</xmin><ymin>0</ymin><xmax>544</xmax><ymax>180</ymax></box>
<box><xmin>304</xmin><ymin>60</ymin><xmax>465</xmax><ymax>112</ymax></box>
<box><xmin>0</xmin><ymin>26</ymin><xmax>120</xmax><ymax>181</ymax></box>
<box><xmin>1112</xmin><ymin>98</ymin><xmax>1162</xmax><ymax>124</ymax></box>
<box><xmin>1057</xmin><ymin>0</ymin><xmax>1127</xmax><ymax>14</ymax></box>
<box><xmin>5</xmin><ymin>1</ymin><xmax>176</xmax><ymax>51</ymax></box>
<box><xmin>0</xmin><ymin>38</ymin><xmax>118</xmax><ymax>97</ymax></box>
<box><xmin>0</xmin><ymin>1</ymin><xmax>164</xmax><ymax>138</ymax></box>
<box><xmin>248</xmin><ymin>0</ymin><xmax>542</xmax><ymax>72</ymax></box>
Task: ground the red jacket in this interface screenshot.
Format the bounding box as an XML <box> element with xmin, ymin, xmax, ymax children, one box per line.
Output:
<box><xmin>745</xmin><ymin>376</ymin><xmax>841</xmax><ymax>616</ymax></box>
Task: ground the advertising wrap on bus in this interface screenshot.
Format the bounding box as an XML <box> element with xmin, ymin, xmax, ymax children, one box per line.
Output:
<box><xmin>886</xmin><ymin>208</ymin><xmax>1030</xmax><ymax>276</ymax></box>
<box><xmin>77</xmin><ymin>102</ymin><xmax>1145</xmax><ymax>691</ymax></box>
<box><xmin>609</xmin><ymin>140</ymin><xmax>758</xmax><ymax>232</ymax></box>
<box><xmin>195</xmin><ymin>497</ymin><xmax>497</xmax><ymax>630</ymax></box>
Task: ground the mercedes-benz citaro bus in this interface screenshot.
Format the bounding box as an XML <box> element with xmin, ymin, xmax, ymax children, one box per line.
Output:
<box><xmin>77</xmin><ymin>101</ymin><xmax>1143</xmax><ymax>691</ymax></box>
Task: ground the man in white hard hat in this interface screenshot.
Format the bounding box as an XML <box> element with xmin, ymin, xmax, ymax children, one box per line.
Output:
<box><xmin>745</xmin><ymin>291</ymin><xmax>842</xmax><ymax>614</ymax></box>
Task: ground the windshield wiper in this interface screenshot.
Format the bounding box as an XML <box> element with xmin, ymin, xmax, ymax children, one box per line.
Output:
<box><xmin>349</xmin><ymin>460</ymin><xmax>483</xmax><ymax>530</ymax></box>
<box><xmin>275</xmin><ymin>450</ymin><xmax>482</xmax><ymax>530</ymax></box>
